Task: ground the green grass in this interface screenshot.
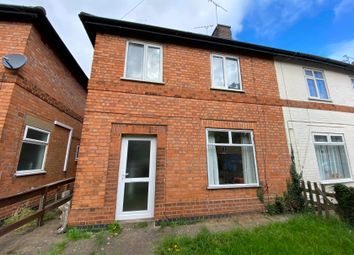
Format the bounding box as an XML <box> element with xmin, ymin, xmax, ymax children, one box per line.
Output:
<box><xmin>66</xmin><ymin>228</ymin><xmax>92</xmax><ymax>241</ymax></box>
<box><xmin>38</xmin><ymin>240</ymin><xmax>68</xmax><ymax>255</ymax></box>
<box><xmin>159</xmin><ymin>218</ymin><xmax>201</xmax><ymax>228</ymax></box>
<box><xmin>156</xmin><ymin>214</ymin><xmax>354</xmax><ymax>255</ymax></box>
<box><xmin>134</xmin><ymin>222</ymin><xmax>149</xmax><ymax>229</ymax></box>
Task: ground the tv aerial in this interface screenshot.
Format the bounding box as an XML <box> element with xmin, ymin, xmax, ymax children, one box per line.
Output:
<box><xmin>2</xmin><ymin>54</ymin><xmax>27</xmax><ymax>70</ymax></box>
<box><xmin>208</xmin><ymin>0</ymin><xmax>228</xmax><ymax>25</ymax></box>
<box><xmin>193</xmin><ymin>25</ymin><xmax>214</xmax><ymax>35</ymax></box>
<box><xmin>343</xmin><ymin>54</ymin><xmax>354</xmax><ymax>63</ymax></box>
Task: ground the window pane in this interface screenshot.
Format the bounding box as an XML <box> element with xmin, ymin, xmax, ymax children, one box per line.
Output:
<box><xmin>123</xmin><ymin>182</ymin><xmax>148</xmax><ymax>211</ymax></box>
<box><xmin>212</xmin><ymin>56</ymin><xmax>225</xmax><ymax>88</ymax></box>
<box><xmin>225</xmin><ymin>58</ymin><xmax>240</xmax><ymax>90</ymax></box>
<box><xmin>315</xmin><ymin>145</ymin><xmax>350</xmax><ymax>180</ymax></box>
<box><xmin>232</xmin><ymin>132</ymin><xmax>251</xmax><ymax>144</ymax></box>
<box><xmin>146</xmin><ymin>46</ymin><xmax>161</xmax><ymax>81</ymax></box>
<box><xmin>126</xmin><ymin>140</ymin><xmax>150</xmax><ymax>178</ymax></box>
<box><xmin>17</xmin><ymin>143</ymin><xmax>46</xmax><ymax>170</ymax></box>
<box><xmin>208</xmin><ymin>131</ymin><xmax>229</xmax><ymax>144</ymax></box>
<box><xmin>314</xmin><ymin>71</ymin><xmax>323</xmax><ymax>79</ymax></box>
<box><xmin>126</xmin><ymin>43</ymin><xmax>144</xmax><ymax>79</ymax></box>
<box><xmin>305</xmin><ymin>70</ymin><xmax>313</xmax><ymax>76</ymax></box>
<box><xmin>331</xmin><ymin>136</ymin><xmax>343</xmax><ymax>143</ymax></box>
<box><xmin>351</xmin><ymin>78</ymin><xmax>354</xmax><ymax>84</ymax></box>
<box><xmin>26</xmin><ymin>128</ymin><xmax>48</xmax><ymax>142</ymax></box>
<box><xmin>209</xmin><ymin>146</ymin><xmax>257</xmax><ymax>185</ymax></box>
<box><xmin>316</xmin><ymin>80</ymin><xmax>329</xmax><ymax>99</ymax></box>
<box><xmin>307</xmin><ymin>79</ymin><xmax>318</xmax><ymax>97</ymax></box>
<box><xmin>314</xmin><ymin>135</ymin><xmax>328</xmax><ymax>142</ymax></box>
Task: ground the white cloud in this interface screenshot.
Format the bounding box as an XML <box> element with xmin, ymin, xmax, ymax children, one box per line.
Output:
<box><xmin>0</xmin><ymin>0</ymin><xmax>250</xmax><ymax>76</ymax></box>
<box><xmin>327</xmin><ymin>39</ymin><xmax>354</xmax><ymax>62</ymax></box>
<box><xmin>334</xmin><ymin>0</ymin><xmax>354</xmax><ymax>18</ymax></box>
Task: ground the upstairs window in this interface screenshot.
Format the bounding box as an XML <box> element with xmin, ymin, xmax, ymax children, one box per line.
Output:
<box><xmin>313</xmin><ymin>133</ymin><xmax>351</xmax><ymax>183</ymax></box>
<box><xmin>304</xmin><ymin>69</ymin><xmax>330</xmax><ymax>100</ymax></box>
<box><xmin>124</xmin><ymin>41</ymin><xmax>162</xmax><ymax>83</ymax></box>
<box><xmin>351</xmin><ymin>77</ymin><xmax>354</xmax><ymax>90</ymax></box>
<box><xmin>206</xmin><ymin>129</ymin><xmax>258</xmax><ymax>188</ymax></box>
<box><xmin>211</xmin><ymin>55</ymin><xmax>242</xmax><ymax>91</ymax></box>
<box><xmin>17</xmin><ymin>126</ymin><xmax>50</xmax><ymax>175</ymax></box>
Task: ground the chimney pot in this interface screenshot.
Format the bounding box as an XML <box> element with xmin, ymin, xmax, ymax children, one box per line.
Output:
<box><xmin>212</xmin><ymin>24</ymin><xmax>232</xmax><ymax>40</ymax></box>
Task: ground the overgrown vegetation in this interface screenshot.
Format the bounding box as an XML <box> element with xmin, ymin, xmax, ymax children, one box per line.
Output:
<box><xmin>155</xmin><ymin>214</ymin><xmax>354</xmax><ymax>255</ymax></box>
<box><xmin>159</xmin><ymin>218</ymin><xmax>201</xmax><ymax>228</ymax></box>
<box><xmin>134</xmin><ymin>221</ymin><xmax>149</xmax><ymax>229</ymax></box>
<box><xmin>3</xmin><ymin>207</ymin><xmax>36</xmax><ymax>231</ymax></box>
<box><xmin>66</xmin><ymin>228</ymin><xmax>92</xmax><ymax>241</ymax></box>
<box><xmin>265</xmin><ymin>149</ymin><xmax>305</xmax><ymax>214</ymax></box>
<box><xmin>334</xmin><ymin>184</ymin><xmax>354</xmax><ymax>226</ymax></box>
<box><xmin>107</xmin><ymin>221</ymin><xmax>122</xmax><ymax>235</ymax></box>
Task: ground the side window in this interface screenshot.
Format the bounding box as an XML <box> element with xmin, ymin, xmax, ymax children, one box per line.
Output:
<box><xmin>211</xmin><ymin>55</ymin><xmax>242</xmax><ymax>91</ymax></box>
<box><xmin>124</xmin><ymin>41</ymin><xmax>162</xmax><ymax>82</ymax></box>
<box><xmin>304</xmin><ymin>69</ymin><xmax>330</xmax><ymax>100</ymax></box>
<box><xmin>351</xmin><ymin>77</ymin><xmax>354</xmax><ymax>90</ymax></box>
<box><xmin>17</xmin><ymin>126</ymin><xmax>50</xmax><ymax>175</ymax></box>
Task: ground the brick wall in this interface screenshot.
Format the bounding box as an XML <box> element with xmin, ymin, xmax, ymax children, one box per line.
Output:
<box><xmin>0</xmin><ymin>22</ymin><xmax>85</xmax><ymax>202</ymax></box>
<box><xmin>69</xmin><ymin>33</ymin><xmax>291</xmax><ymax>226</ymax></box>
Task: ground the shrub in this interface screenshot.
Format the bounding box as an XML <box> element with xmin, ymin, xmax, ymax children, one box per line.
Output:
<box><xmin>266</xmin><ymin>196</ymin><xmax>285</xmax><ymax>215</ymax></box>
<box><xmin>334</xmin><ymin>184</ymin><xmax>354</xmax><ymax>226</ymax></box>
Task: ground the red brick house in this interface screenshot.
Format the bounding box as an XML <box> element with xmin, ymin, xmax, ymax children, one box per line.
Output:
<box><xmin>69</xmin><ymin>13</ymin><xmax>292</xmax><ymax>226</ymax></box>
<box><xmin>0</xmin><ymin>4</ymin><xmax>87</xmax><ymax>203</ymax></box>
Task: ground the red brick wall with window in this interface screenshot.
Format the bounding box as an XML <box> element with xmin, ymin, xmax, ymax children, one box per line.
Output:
<box><xmin>69</xmin><ymin>33</ymin><xmax>290</xmax><ymax>226</ymax></box>
<box><xmin>0</xmin><ymin>22</ymin><xmax>86</xmax><ymax>203</ymax></box>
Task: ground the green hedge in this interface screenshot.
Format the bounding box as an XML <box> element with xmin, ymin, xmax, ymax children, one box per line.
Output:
<box><xmin>334</xmin><ymin>184</ymin><xmax>354</xmax><ymax>226</ymax></box>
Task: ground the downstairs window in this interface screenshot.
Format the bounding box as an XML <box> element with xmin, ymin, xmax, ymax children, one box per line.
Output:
<box><xmin>206</xmin><ymin>129</ymin><xmax>258</xmax><ymax>188</ymax></box>
<box><xmin>313</xmin><ymin>133</ymin><xmax>352</xmax><ymax>183</ymax></box>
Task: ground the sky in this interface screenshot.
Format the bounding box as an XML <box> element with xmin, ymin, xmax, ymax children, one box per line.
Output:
<box><xmin>1</xmin><ymin>0</ymin><xmax>354</xmax><ymax>77</ymax></box>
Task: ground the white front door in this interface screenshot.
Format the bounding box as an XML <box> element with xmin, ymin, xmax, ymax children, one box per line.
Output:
<box><xmin>116</xmin><ymin>136</ymin><xmax>156</xmax><ymax>220</ymax></box>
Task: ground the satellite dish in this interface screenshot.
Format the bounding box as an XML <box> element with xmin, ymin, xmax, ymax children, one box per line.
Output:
<box><xmin>2</xmin><ymin>54</ymin><xmax>27</xmax><ymax>70</ymax></box>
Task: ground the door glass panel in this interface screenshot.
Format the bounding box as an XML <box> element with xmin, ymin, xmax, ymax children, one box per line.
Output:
<box><xmin>126</xmin><ymin>140</ymin><xmax>150</xmax><ymax>178</ymax></box>
<box><xmin>123</xmin><ymin>182</ymin><xmax>149</xmax><ymax>211</ymax></box>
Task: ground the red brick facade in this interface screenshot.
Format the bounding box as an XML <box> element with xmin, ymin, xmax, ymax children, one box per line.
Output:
<box><xmin>69</xmin><ymin>33</ymin><xmax>291</xmax><ymax>226</ymax></box>
<box><xmin>0</xmin><ymin>20</ymin><xmax>86</xmax><ymax>202</ymax></box>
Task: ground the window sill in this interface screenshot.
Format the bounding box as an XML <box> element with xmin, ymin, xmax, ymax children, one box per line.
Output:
<box><xmin>120</xmin><ymin>77</ymin><xmax>165</xmax><ymax>85</ymax></box>
<box><xmin>211</xmin><ymin>87</ymin><xmax>245</xmax><ymax>93</ymax></box>
<box><xmin>320</xmin><ymin>179</ymin><xmax>354</xmax><ymax>185</ymax></box>
<box><xmin>15</xmin><ymin>170</ymin><xmax>47</xmax><ymax>177</ymax></box>
<box><xmin>208</xmin><ymin>184</ymin><xmax>260</xmax><ymax>190</ymax></box>
<box><xmin>308</xmin><ymin>97</ymin><xmax>332</xmax><ymax>103</ymax></box>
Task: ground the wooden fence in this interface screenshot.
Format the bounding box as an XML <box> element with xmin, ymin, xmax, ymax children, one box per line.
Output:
<box><xmin>301</xmin><ymin>180</ymin><xmax>337</xmax><ymax>218</ymax></box>
<box><xmin>0</xmin><ymin>177</ymin><xmax>75</xmax><ymax>237</ymax></box>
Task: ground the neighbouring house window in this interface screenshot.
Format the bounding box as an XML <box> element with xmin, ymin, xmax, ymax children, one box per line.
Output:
<box><xmin>313</xmin><ymin>133</ymin><xmax>351</xmax><ymax>182</ymax></box>
<box><xmin>124</xmin><ymin>41</ymin><xmax>162</xmax><ymax>82</ymax></box>
<box><xmin>304</xmin><ymin>69</ymin><xmax>329</xmax><ymax>100</ymax></box>
<box><xmin>206</xmin><ymin>129</ymin><xmax>258</xmax><ymax>187</ymax></box>
<box><xmin>17</xmin><ymin>126</ymin><xmax>50</xmax><ymax>174</ymax></box>
<box><xmin>211</xmin><ymin>55</ymin><xmax>242</xmax><ymax>91</ymax></box>
<box><xmin>75</xmin><ymin>145</ymin><xmax>80</xmax><ymax>161</ymax></box>
<box><xmin>351</xmin><ymin>77</ymin><xmax>354</xmax><ymax>90</ymax></box>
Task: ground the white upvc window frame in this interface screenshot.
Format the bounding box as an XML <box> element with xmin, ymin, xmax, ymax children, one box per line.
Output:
<box><xmin>210</xmin><ymin>54</ymin><xmax>243</xmax><ymax>92</ymax></box>
<box><xmin>303</xmin><ymin>68</ymin><xmax>331</xmax><ymax>101</ymax></box>
<box><xmin>205</xmin><ymin>128</ymin><xmax>259</xmax><ymax>189</ymax></box>
<box><xmin>54</xmin><ymin>121</ymin><xmax>73</xmax><ymax>172</ymax></box>
<box><xmin>123</xmin><ymin>40</ymin><xmax>163</xmax><ymax>83</ymax></box>
<box><xmin>15</xmin><ymin>125</ymin><xmax>50</xmax><ymax>176</ymax></box>
<box><xmin>313</xmin><ymin>133</ymin><xmax>353</xmax><ymax>184</ymax></box>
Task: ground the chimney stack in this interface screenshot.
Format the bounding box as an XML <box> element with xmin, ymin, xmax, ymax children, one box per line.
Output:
<box><xmin>212</xmin><ymin>24</ymin><xmax>232</xmax><ymax>40</ymax></box>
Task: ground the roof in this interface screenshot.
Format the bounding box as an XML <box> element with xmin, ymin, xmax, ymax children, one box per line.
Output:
<box><xmin>79</xmin><ymin>12</ymin><xmax>354</xmax><ymax>73</ymax></box>
<box><xmin>0</xmin><ymin>4</ymin><xmax>88</xmax><ymax>88</ymax></box>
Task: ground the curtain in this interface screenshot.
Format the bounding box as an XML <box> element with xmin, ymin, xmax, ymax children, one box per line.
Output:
<box><xmin>241</xmin><ymin>134</ymin><xmax>256</xmax><ymax>184</ymax></box>
<box><xmin>315</xmin><ymin>145</ymin><xmax>350</xmax><ymax>180</ymax></box>
<box><xmin>207</xmin><ymin>133</ymin><xmax>219</xmax><ymax>185</ymax></box>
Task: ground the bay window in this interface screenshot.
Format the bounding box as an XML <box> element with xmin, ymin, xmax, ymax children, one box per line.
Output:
<box><xmin>206</xmin><ymin>129</ymin><xmax>258</xmax><ymax>188</ymax></box>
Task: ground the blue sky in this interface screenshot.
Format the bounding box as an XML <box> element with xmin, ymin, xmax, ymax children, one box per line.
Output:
<box><xmin>1</xmin><ymin>0</ymin><xmax>354</xmax><ymax>76</ymax></box>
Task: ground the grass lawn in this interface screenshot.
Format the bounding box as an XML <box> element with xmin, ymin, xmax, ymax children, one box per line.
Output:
<box><xmin>156</xmin><ymin>214</ymin><xmax>354</xmax><ymax>255</ymax></box>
